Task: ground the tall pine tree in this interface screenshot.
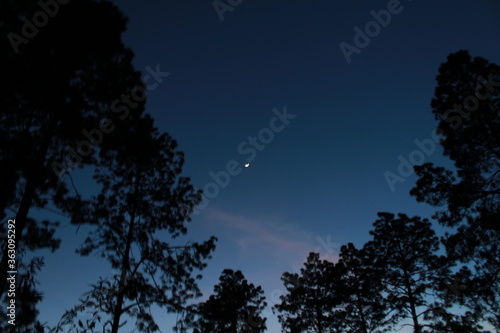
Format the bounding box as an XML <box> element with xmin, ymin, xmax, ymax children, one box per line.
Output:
<box><xmin>53</xmin><ymin>116</ymin><xmax>216</xmax><ymax>333</ymax></box>
<box><xmin>179</xmin><ymin>269</ymin><xmax>267</xmax><ymax>333</ymax></box>
<box><xmin>274</xmin><ymin>252</ymin><xmax>340</xmax><ymax>333</ymax></box>
<box><xmin>335</xmin><ymin>243</ymin><xmax>394</xmax><ymax>333</ymax></box>
<box><xmin>0</xmin><ymin>0</ymin><xmax>145</xmax><ymax>329</ymax></box>
<box><xmin>364</xmin><ymin>213</ymin><xmax>451</xmax><ymax>333</ymax></box>
<box><xmin>411</xmin><ymin>50</ymin><xmax>500</xmax><ymax>331</ymax></box>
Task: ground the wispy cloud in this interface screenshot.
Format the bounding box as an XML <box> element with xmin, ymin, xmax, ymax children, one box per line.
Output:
<box><xmin>206</xmin><ymin>208</ymin><xmax>338</xmax><ymax>262</ymax></box>
<box><xmin>200</xmin><ymin>207</ymin><xmax>342</xmax><ymax>330</ymax></box>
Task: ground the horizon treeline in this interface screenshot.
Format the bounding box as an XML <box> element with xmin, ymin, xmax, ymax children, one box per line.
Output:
<box><xmin>273</xmin><ymin>210</ymin><xmax>497</xmax><ymax>332</ymax></box>
<box><xmin>271</xmin><ymin>50</ymin><xmax>500</xmax><ymax>333</ymax></box>
<box><xmin>0</xmin><ymin>0</ymin><xmax>499</xmax><ymax>332</ymax></box>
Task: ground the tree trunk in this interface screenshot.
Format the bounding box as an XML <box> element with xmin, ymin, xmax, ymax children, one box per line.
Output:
<box><xmin>315</xmin><ymin>302</ymin><xmax>323</xmax><ymax>333</ymax></box>
<box><xmin>356</xmin><ymin>289</ymin><xmax>368</xmax><ymax>333</ymax></box>
<box><xmin>403</xmin><ymin>270</ymin><xmax>421</xmax><ymax>333</ymax></box>
<box><xmin>111</xmin><ymin>173</ymin><xmax>139</xmax><ymax>333</ymax></box>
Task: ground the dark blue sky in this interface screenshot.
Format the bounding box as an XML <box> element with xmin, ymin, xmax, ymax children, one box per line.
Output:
<box><xmin>35</xmin><ymin>0</ymin><xmax>500</xmax><ymax>331</ymax></box>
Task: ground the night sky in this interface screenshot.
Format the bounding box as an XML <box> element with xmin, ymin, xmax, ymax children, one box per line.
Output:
<box><xmin>34</xmin><ymin>0</ymin><xmax>500</xmax><ymax>332</ymax></box>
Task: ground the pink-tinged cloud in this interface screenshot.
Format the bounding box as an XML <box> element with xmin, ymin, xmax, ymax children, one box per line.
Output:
<box><xmin>205</xmin><ymin>208</ymin><xmax>339</xmax><ymax>262</ymax></box>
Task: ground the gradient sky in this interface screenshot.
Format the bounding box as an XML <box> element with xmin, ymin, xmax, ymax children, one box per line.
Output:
<box><xmin>32</xmin><ymin>0</ymin><xmax>500</xmax><ymax>332</ymax></box>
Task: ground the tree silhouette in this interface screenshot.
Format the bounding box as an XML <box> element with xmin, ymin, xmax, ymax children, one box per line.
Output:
<box><xmin>335</xmin><ymin>243</ymin><xmax>394</xmax><ymax>333</ymax></box>
<box><xmin>0</xmin><ymin>0</ymin><xmax>145</xmax><ymax>306</ymax></box>
<box><xmin>274</xmin><ymin>252</ymin><xmax>340</xmax><ymax>333</ymax></box>
<box><xmin>410</xmin><ymin>50</ymin><xmax>500</xmax><ymax>330</ymax></box>
<box><xmin>180</xmin><ymin>269</ymin><xmax>267</xmax><ymax>333</ymax></box>
<box><xmin>364</xmin><ymin>212</ymin><xmax>451</xmax><ymax>333</ymax></box>
<box><xmin>52</xmin><ymin>117</ymin><xmax>216</xmax><ymax>333</ymax></box>
<box><xmin>0</xmin><ymin>1</ymin><xmax>146</xmax><ymax>330</ymax></box>
<box><xmin>0</xmin><ymin>219</ymin><xmax>60</xmax><ymax>332</ymax></box>
<box><xmin>423</xmin><ymin>265</ymin><xmax>490</xmax><ymax>333</ymax></box>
